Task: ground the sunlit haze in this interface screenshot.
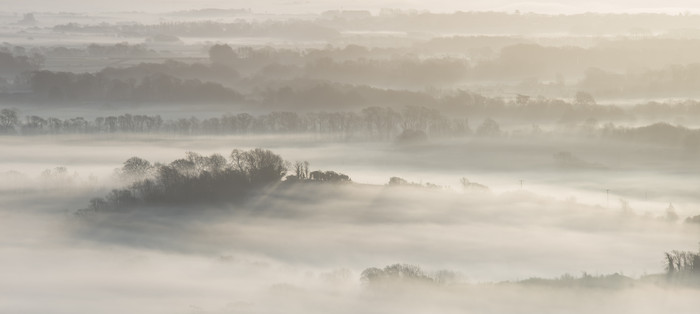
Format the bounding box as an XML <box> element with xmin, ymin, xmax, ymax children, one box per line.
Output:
<box><xmin>3</xmin><ymin>1</ymin><xmax>700</xmax><ymax>313</ymax></box>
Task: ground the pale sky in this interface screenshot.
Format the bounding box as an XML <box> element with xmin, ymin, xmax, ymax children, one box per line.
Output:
<box><xmin>5</xmin><ymin>0</ymin><xmax>700</xmax><ymax>15</ymax></box>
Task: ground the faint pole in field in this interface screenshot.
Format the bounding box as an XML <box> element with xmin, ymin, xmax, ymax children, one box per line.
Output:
<box><xmin>520</xmin><ymin>180</ymin><xmax>523</xmax><ymax>190</ymax></box>
<box><xmin>606</xmin><ymin>189</ymin><xmax>610</xmax><ymax>208</ymax></box>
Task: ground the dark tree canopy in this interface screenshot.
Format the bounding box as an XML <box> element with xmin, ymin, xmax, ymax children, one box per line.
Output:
<box><xmin>230</xmin><ymin>148</ymin><xmax>288</xmax><ymax>185</ymax></box>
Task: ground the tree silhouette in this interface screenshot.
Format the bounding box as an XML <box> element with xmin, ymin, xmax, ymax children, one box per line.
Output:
<box><xmin>360</xmin><ymin>264</ymin><xmax>434</xmax><ymax>286</ymax></box>
<box><xmin>475</xmin><ymin>118</ymin><xmax>502</xmax><ymax>137</ymax></box>
<box><xmin>120</xmin><ymin>156</ymin><xmax>153</xmax><ymax>181</ymax></box>
<box><xmin>0</xmin><ymin>108</ymin><xmax>18</xmax><ymax>133</ymax></box>
<box><xmin>208</xmin><ymin>44</ymin><xmax>235</xmax><ymax>65</ymax></box>
<box><xmin>293</xmin><ymin>160</ymin><xmax>310</xmax><ymax>180</ymax></box>
<box><xmin>231</xmin><ymin>148</ymin><xmax>288</xmax><ymax>185</ymax></box>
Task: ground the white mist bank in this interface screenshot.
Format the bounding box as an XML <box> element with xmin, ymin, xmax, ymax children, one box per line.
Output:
<box><xmin>2</xmin><ymin>134</ymin><xmax>700</xmax><ymax>313</ymax></box>
<box><xmin>1</xmin><ymin>184</ymin><xmax>699</xmax><ymax>313</ymax></box>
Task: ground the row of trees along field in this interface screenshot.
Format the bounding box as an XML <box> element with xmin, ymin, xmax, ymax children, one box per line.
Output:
<box><xmin>0</xmin><ymin>107</ymin><xmax>471</xmax><ymax>140</ymax></box>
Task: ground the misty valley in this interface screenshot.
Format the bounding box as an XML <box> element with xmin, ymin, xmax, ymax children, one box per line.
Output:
<box><xmin>2</xmin><ymin>3</ymin><xmax>700</xmax><ymax>314</ymax></box>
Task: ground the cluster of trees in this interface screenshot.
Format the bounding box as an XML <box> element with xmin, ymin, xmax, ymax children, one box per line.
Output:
<box><xmin>360</xmin><ymin>254</ymin><xmax>700</xmax><ymax>290</ymax></box>
<box><xmin>360</xmin><ymin>264</ymin><xmax>459</xmax><ymax>287</ymax></box>
<box><xmin>386</xmin><ymin>177</ymin><xmax>446</xmax><ymax>190</ymax></box>
<box><xmin>664</xmin><ymin>250</ymin><xmax>700</xmax><ymax>284</ymax></box>
<box><xmin>288</xmin><ymin>167</ymin><xmax>350</xmax><ymax>183</ymax></box>
<box><xmin>79</xmin><ymin>149</ymin><xmax>350</xmax><ymax>214</ymax></box>
<box><xmin>387</xmin><ymin>176</ymin><xmax>490</xmax><ymax>192</ymax></box>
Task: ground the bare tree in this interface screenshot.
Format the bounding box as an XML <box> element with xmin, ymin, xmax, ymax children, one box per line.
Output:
<box><xmin>294</xmin><ymin>160</ymin><xmax>310</xmax><ymax>180</ymax></box>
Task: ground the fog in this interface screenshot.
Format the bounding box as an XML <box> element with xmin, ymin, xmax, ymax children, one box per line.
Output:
<box><xmin>9</xmin><ymin>1</ymin><xmax>700</xmax><ymax>14</ymax></box>
<box><xmin>3</xmin><ymin>1</ymin><xmax>700</xmax><ymax>313</ymax></box>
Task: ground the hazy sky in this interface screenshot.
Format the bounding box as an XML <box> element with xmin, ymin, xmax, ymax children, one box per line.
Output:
<box><xmin>6</xmin><ymin>0</ymin><xmax>700</xmax><ymax>14</ymax></box>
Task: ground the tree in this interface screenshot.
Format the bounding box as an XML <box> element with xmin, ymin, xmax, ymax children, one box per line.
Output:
<box><xmin>574</xmin><ymin>91</ymin><xmax>596</xmax><ymax>106</ymax></box>
<box><xmin>120</xmin><ymin>156</ymin><xmax>153</xmax><ymax>180</ymax></box>
<box><xmin>293</xmin><ymin>160</ymin><xmax>310</xmax><ymax>180</ymax></box>
<box><xmin>230</xmin><ymin>148</ymin><xmax>288</xmax><ymax>184</ymax></box>
<box><xmin>475</xmin><ymin>118</ymin><xmax>502</xmax><ymax>137</ymax></box>
<box><xmin>360</xmin><ymin>267</ymin><xmax>385</xmax><ymax>285</ymax></box>
<box><xmin>360</xmin><ymin>264</ymin><xmax>434</xmax><ymax>286</ymax></box>
<box><xmin>309</xmin><ymin>170</ymin><xmax>351</xmax><ymax>182</ymax></box>
<box><xmin>209</xmin><ymin>44</ymin><xmax>235</xmax><ymax>65</ymax></box>
<box><xmin>170</xmin><ymin>158</ymin><xmax>197</xmax><ymax>177</ymax></box>
<box><xmin>664</xmin><ymin>250</ymin><xmax>700</xmax><ymax>280</ymax></box>
<box><xmin>105</xmin><ymin>189</ymin><xmax>136</xmax><ymax>209</ymax></box>
<box><xmin>18</xmin><ymin>13</ymin><xmax>37</xmax><ymax>25</ymax></box>
<box><xmin>388</xmin><ymin>177</ymin><xmax>408</xmax><ymax>185</ymax></box>
<box><xmin>0</xmin><ymin>108</ymin><xmax>19</xmax><ymax>133</ymax></box>
<box><xmin>204</xmin><ymin>153</ymin><xmax>228</xmax><ymax>173</ymax></box>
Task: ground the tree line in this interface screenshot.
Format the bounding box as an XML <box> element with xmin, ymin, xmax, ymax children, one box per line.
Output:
<box><xmin>0</xmin><ymin>107</ymin><xmax>471</xmax><ymax>140</ymax></box>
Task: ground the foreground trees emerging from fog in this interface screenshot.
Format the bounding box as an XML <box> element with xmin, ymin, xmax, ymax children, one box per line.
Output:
<box><xmin>79</xmin><ymin>149</ymin><xmax>350</xmax><ymax>214</ymax></box>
